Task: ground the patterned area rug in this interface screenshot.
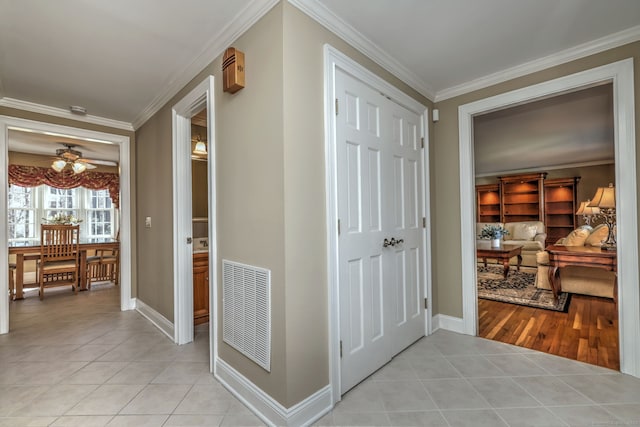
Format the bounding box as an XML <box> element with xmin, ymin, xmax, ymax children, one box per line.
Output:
<box><xmin>477</xmin><ymin>264</ymin><xmax>570</xmax><ymax>312</ymax></box>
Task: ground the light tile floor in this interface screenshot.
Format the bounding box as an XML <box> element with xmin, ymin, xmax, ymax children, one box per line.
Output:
<box><xmin>4</xmin><ymin>284</ymin><xmax>640</xmax><ymax>426</ymax></box>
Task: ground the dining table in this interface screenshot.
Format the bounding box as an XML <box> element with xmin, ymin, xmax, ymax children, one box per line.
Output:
<box><xmin>8</xmin><ymin>238</ymin><xmax>119</xmax><ymax>300</ymax></box>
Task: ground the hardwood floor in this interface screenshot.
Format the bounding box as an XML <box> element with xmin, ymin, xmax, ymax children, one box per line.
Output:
<box><xmin>478</xmin><ymin>294</ymin><xmax>619</xmax><ymax>370</ymax></box>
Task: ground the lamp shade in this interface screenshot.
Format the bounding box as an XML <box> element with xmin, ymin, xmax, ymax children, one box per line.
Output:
<box><xmin>51</xmin><ymin>159</ymin><xmax>67</xmax><ymax>172</ymax></box>
<box><xmin>576</xmin><ymin>200</ymin><xmax>600</xmax><ymax>216</ymax></box>
<box><xmin>193</xmin><ymin>140</ymin><xmax>207</xmax><ymax>155</ymax></box>
<box><xmin>71</xmin><ymin>162</ymin><xmax>87</xmax><ymax>174</ymax></box>
<box><xmin>588</xmin><ymin>183</ymin><xmax>615</xmax><ymax>209</ymax></box>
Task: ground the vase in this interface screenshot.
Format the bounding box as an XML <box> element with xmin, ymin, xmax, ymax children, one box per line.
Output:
<box><xmin>491</xmin><ymin>238</ymin><xmax>501</xmax><ymax>248</ymax></box>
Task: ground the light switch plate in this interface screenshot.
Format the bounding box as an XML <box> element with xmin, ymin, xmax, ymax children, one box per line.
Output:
<box><xmin>145</xmin><ymin>217</ymin><xmax>151</xmax><ymax>228</ymax></box>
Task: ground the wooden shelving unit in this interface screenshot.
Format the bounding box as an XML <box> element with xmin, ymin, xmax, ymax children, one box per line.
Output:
<box><xmin>544</xmin><ymin>177</ymin><xmax>579</xmax><ymax>246</ymax></box>
<box><xmin>499</xmin><ymin>173</ymin><xmax>546</xmax><ymax>223</ymax></box>
<box><xmin>476</xmin><ymin>184</ymin><xmax>501</xmax><ymax>222</ymax></box>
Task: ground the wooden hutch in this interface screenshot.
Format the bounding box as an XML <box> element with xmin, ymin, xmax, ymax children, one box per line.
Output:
<box><xmin>477</xmin><ymin>172</ymin><xmax>579</xmax><ymax>246</ymax></box>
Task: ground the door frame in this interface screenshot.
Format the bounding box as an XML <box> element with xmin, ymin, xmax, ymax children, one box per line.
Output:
<box><xmin>323</xmin><ymin>44</ymin><xmax>432</xmax><ymax>404</ymax></box>
<box><xmin>0</xmin><ymin>115</ymin><xmax>134</xmax><ymax>334</ymax></box>
<box><xmin>458</xmin><ymin>58</ymin><xmax>639</xmax><ymax>377</ymax></box>
<box><xmin>171</xmin><ymin>76</ymin><xmax>217</xmax><ymax>371</ymax></box>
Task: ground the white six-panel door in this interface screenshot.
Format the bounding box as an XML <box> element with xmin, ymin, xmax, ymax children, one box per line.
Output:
<box><xmin>336</xmin><ymin>69</ymin><xmax>424</xmax><ymax>393</ymax></box>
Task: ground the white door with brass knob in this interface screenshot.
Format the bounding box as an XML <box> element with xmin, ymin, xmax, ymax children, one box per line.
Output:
<box><xmin>336</xmin><ymin>68</ymin><xmax>425</xmax><ymax>394</ymax></box>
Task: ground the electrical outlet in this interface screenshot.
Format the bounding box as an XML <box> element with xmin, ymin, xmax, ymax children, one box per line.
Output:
<box><xmin>145</xmin><ymin>217</ymin><xmax>151</xmax><ymax>228</ymax></box>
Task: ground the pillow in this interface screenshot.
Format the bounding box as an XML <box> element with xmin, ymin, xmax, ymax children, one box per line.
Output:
<box><xmin>564</xmin><ymin>227</ymin><xmax>591</xmax><ymax>246</ymax></box>
<box><xmin>512</xmin><ymin>223</ymin><xmax>538</xmax><ymax>241</ymax></box>
<box><xmin>585</xmin><ymin>224</ymin><xmax>609</xmax><ymax>247</ymax></box>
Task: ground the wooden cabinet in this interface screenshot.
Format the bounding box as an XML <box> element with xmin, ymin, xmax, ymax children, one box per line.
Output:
<box><xmin>193</xmin><ymin>252</ymin><xmax>209</xmax><ymax>325</ymax></box>
<box><xmin>499</xmin><ymin>173</ymin><xmax>546</xmax><ymax>223</ymax></box>
<box><xmin>476</xmin><ymin>184</ymin><xmax>501</xmax><ymax>222</ymax></box>
<box><xmin>544</xmin><ymin>177</ymin><xmax>579</xmax><ymax>246</ymax></box>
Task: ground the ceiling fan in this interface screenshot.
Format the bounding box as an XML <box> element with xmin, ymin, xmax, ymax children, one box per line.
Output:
<box><xmin>51</xmin><ymin>144</ymin><xmax>115</xmax><ymax>174</ymax></box>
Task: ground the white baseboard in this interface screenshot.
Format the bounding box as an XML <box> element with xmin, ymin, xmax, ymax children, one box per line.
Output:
<box><xmin>135</xmin><ymin>299</ymin><xmax>175</xmax><ymax>341</ymax></box>
<box><xmin>432</xmin><ymin>313</ymin><xmax>466</xmax><ymax>334</ymax></box>
<box><xmin>215</xmin><ymin>358</ymin><xmax>333</xmax><ymax>427</ymax></box>
<box><xmin>123</xmin><ymin>297</ymin><xmax>137</xmax><ymax>311</ymax></box>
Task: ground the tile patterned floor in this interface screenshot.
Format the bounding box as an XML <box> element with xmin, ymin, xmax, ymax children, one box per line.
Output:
<box><xmin>4</xmin><ymin>284</ymin><xmax>640</xmax><ymax>426</ymax></box>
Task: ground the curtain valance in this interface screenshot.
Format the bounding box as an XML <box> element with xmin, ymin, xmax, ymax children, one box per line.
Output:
<box><xmin>8</xmin><ymin>165</ymin><xmax>120</xmax><ymax>208</ymax></box>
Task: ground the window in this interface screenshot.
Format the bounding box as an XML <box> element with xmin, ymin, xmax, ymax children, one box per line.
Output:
<box><xmin>7</xmin><ymin>185</ymin><xmax>117</xmax><ymax>242</ymax></box>
<box><xmin>86</xmin><ymin>189</ymin><xmax>113</xmax><ymax>238</ymax></box>
<box><xmin>8</xmin><ymin>186</ymin><xmax>37</xmax><ymax>243</ymax></box>
<box><xmin>44</xmin><ymin>187</ymin><xmax>78</xmax><ymax>222</ymax></box>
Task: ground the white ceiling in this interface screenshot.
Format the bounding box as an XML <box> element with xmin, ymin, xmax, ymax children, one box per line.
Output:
<box><xmin>474</xmin><ymin>83</ymin><xmax>614</xmax><ymax>176</ymax></box>
<box><xmin>1</xmin><ymin>0</ymin><xmax>639</xmax><ymax>162</ymax></box>
<box><xmin>9</xmin><ymin>129</ymin><xmax>120</xmax><ymax>163</ymax></box>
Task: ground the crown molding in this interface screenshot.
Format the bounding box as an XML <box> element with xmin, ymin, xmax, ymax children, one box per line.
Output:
<box><xmin>288</xmin><ymin>0</ymin><xmax>435</xmax><ymax>101</ymax></box>
<box><xmin>435</xmin><ymin>24</ymin><xmax>640</xmax><ymax>102</ymax></box>
<box><xmin>131</xmin><ymin>0</ymin><xmax>280</xmax><ymax>130</ymax></box>
<box><xmin>0</xmin><ymin>97</ymin><xmax>134</xmax><ymax>131</ymax></box>
<box><xmin>475</xmin><ymin>159</ymin><xmax>615</xmax><ymax>178</ymax></box>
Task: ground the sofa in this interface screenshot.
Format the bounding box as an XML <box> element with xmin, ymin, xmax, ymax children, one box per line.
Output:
<box><xmin>476</xmin><ymin>221</ymin><xmax>546</xmax><ymax>267</ymax></box>
<box><xmin>535</xmin><ymin>224</ymin><xmax>615</xmax><ymax>299</ymax></box>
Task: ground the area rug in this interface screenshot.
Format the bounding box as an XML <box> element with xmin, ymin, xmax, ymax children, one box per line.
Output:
<box><xmin>477</xmin><ymin>264</ymin><xmax>570</xmax><ymax>312</ymax></box>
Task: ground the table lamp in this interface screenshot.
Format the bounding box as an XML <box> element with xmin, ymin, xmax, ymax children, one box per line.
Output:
<box><xmin>575</xmin><ymin>200</ymin><xmax>599</xmax><ymax>226</ymax></box>
<box><xmin>588</xmin><ymin>183</ymin><xmax>616</xmax><ymax>249</ymax></box>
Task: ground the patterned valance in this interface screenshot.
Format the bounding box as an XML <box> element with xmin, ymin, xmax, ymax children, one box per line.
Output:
<box><xmin>8</xmin><ymin>165</ymin><xmax>120</xmax><ymax>208</ymax></box>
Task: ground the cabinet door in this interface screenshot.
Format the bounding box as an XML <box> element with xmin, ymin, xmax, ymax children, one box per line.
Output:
<box><xmin>193</xmin><ymin>255</ymin><xmax>209</xmax><ymax>325</ymax></box>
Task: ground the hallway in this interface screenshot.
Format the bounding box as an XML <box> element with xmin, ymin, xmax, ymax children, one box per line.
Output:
<box><xmin>2</xmin><ymin>284</ymin><xmax>263</xmax><ymax>426</ymax></box>
<box><xmin>3</xmin><ymin>285</ymin><xmax>640</xmax><ymax>426</ymax></box>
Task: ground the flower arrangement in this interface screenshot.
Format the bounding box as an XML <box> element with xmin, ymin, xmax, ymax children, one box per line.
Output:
<box><xmin>42</xmin><ymin>213</ymin><xmax>82</xmax><ymax>225</ymax></box>
<box><xmin>479</xmin><ymin>224</ymin><xmax>509</xmax><ymax>240</ymax></box>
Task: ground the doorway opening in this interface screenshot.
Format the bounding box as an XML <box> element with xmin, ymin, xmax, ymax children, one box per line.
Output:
<box><xmin>472</xmin><ymin>84</ymin><xmax>619</xmax><ymax>370</ymax></box>
<box><xmin>0</xmin><ymin>116</ymin><xmax>133</xmax><ymax>334</ymax></box>
<box><xmin>171</xmin><ymin>76</ymin><xmax>217</xmax><ymax>373</ymax></box>
<box><xmin>458</xmin><ymin>58</ymin><xmax>639</xmax><ymax>378</ymax></box>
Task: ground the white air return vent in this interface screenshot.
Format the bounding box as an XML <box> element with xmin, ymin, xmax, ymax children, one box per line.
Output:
<box><xmin>222</xmin><ymin>259</ymin><xmax>271</xmax><ymax>371</ymax></box>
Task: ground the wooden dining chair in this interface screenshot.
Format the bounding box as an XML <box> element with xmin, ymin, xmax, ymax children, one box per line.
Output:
<box><xmin>38</xmin><ymin>224</ymin><xmax>80</xmax><ymax>300</ymax></box>
<box><xmin>8</xmin><ymin>263</ymin><xmax>16</xmax><ymax>300</ymax></box>
<box><xmin>86</xmin><ymin>247</ymin><xmax>119</xmax><ymax>288</ymax></box>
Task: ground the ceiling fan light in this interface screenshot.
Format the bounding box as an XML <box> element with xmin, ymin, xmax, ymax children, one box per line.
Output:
<box><xmin>193</xmin><ymin>140</ymin><xmax>207</xmax><ymax>155</ymax></box>
<box><xmin>72</xmin><ymin>162</ymin><xmax>87</xmax><ymax>174</ymax></box>
<box><xmin>52</xmin><ymin>159</ymin><xmax>67</xmax><ymax>172</ymax></box>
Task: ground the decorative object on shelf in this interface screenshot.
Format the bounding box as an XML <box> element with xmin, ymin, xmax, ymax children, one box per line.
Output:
<box><xmin>588</xmin><ymin>183</ymin><xmax>616</xmax><ymax>250</ymax></box>
<box><xmin>479</xmin><ymin>224</ymin><xmax>509</xmax><ymax>247</ymax></box>
<box><xmin>575</xmin><ymin>199</ymin><xmax>600</xmax><ymax>226</ymax></box>
<box><xmin>222</xmin><ymin>47</ymin><xmax>245</xmax><ymax>93</ymax></box>
<box><xmin>42</xmin><ymin>212</ymin><xmax>82</xmax><ymax>225</ymax></box>
<box><xmin>192</xmin><ymin>134</ymin><xmax>207</xmax><ymax>156</ymax></box>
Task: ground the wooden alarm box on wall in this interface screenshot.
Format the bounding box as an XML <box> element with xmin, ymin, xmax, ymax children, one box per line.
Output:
<box><xmin>222</xmin><ymin>47</ymin><xmax>245</xmax><ymax>93</ymax></box>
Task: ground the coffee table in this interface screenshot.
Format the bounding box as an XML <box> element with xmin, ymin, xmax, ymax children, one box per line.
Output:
<box><xmin>476</xmin><ymin>243</ymin><xmax>523</xmax><ymax>279</ymax></box>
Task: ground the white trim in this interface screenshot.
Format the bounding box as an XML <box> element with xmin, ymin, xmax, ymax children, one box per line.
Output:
<box><xmin>437</xmin><ymin>25</ymin><xmax>640</xmax><ymax>102</ymax></box>
<box><xmin>171</xmin><ymin>76</ymin><xmax>218</xmax><ymax>374</ymax></box>
<box><xmin>0</xmin><ymin>97</ymin><xmax>134</xmax><ymax>131</ymax></box>
<box><xmin>458</xmin><ymin>58</ymin><xmax>639</xmax><ymax>377</ymax></box>
<box><xmin>290</xmin><ymin>0</ymin><xmax>434</xmax><ymax>100</ymax></box>
<box><xmin>132</xmin><ymin>0</ymin><xmax>279</xmax><ymax>129</ymax></box>
<box><xmin>0</xmin><ymin>115</ymin><xmax>134</xmax><ymax>334</ymax></box>
<box><xmin>172</xmin><ymin>76</ymin><xmax>216</xmax><ymax>355</ymax></box>
<box><xmin>431</xmin><ymin>314</ymin><xmax>465</xmax><ymax>334</ymax></box>
<box><xmin>323</xmin><ymin>44</ymin><xmax>430</xmax><ymax>404</ymax></box>
<box><xmin>135</xmin><ymin>298</ymin><xmax>175</xmax><ymax>340</ymax></box>
<box><xmin>215</xmin><ymin>359</ymin><xmax>332</xmax><ymax>427</ymax></box>
<box><xmin>422</xmin><ymin>109</ymin><xmax>433</xmax><ymax>335</ymax></box>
